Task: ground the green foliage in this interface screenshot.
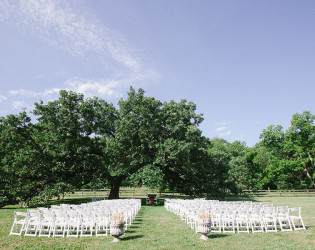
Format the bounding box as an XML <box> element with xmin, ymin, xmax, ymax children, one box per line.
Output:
<box><xmin>207</xmin><ymin>138</ymin><xmax>259</xmax><ymax>194</ymax></box>
<box><xmin>127</xmin><ymin>164</ymin><xmax>168</xmax><ymax>190</ymax></box>
<box><xmin>260</xmin><ymin>111</ymin><xmax>315</xmax><ymax>189</ymax></box>
<box><xmin>0</xmin><ymin>191</ymin><xmax>17</xmax><ymax>208</ymax></box>
<box><xmin>1</xmin><ymin>87</ymin><xmax>229</xmax><ymax>203</ymax></box>
<box><xmin>0</xmin><ymin>111</ymin><xmax>47</xmax><ymax>205</ymax></box>
<box><xmin>3</xmin><ymin>87</ymin><xmax>312</xmax><ymax>204</ymax></box>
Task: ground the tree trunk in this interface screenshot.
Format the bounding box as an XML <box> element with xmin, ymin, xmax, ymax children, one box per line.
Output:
<box><xmin>108</xmin><ymin>176</ymin><xmax>125</xmax><ymax>199</ymax></box>
<box><xmin>299</xmin><ymin>154</ymin><xmax>315</xmax><ymax>188</ymax></box>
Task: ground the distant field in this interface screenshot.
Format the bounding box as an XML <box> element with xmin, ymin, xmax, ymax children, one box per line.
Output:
<box><xmin>1</xmin><ymin>196</ymin><xmax>314</xmax><ymax>249</ymax></box>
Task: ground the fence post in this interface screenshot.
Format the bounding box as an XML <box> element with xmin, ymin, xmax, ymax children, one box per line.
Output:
<box><xmin>280</xmin><ymin>190</ymin><xmax>282</xmax><ymax>197</ymax></box>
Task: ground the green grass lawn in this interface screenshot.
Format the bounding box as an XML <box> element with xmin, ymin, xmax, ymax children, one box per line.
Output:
<box><xmin>1</xmin><ymin>196</ymin><xmax>314</xmax><ymax>249</ymax></box>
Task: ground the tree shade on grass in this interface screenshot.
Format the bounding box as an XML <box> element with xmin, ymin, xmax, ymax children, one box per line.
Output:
<box><xmin>1</xmin><ymin>196</ymin><xmax>314</xmax><ymax>249</ymax></box>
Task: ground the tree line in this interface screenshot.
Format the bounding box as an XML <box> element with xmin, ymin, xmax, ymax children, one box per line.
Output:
<box><xmin>0</xmin><ymin>88</ymin><xmax>314</xmax><ymax>207</ymax></box>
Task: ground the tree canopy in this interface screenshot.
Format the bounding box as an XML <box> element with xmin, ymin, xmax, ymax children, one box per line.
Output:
<box><xmin>1</xmin><ymin>88</ymin><xmax>314</xmax><ymax>207</ymax></box>
<box><xmin>260</xmin><ymin>111</ymin><xmax>315</xmax><ymax>189</ymax></box>
<box><xmin>0</xmin><ymin>87</ymin><xmax>231</xmax><ymax>206</ymax></box>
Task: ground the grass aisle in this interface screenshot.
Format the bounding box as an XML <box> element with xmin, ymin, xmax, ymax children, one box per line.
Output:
<box><xmin>115</xmin><ymin>205</ymin><xmax>208</xmax><ymax>249</ymax></box>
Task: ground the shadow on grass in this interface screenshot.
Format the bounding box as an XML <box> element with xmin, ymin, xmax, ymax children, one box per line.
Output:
<box><xmin>143</xmin><ymin>196</ymin><xmax>261</xmax><ymax>207</ymax></box>
<box><xmin>2</xmin><ymin>194</ymin><xmax>260</xmax><ymax>210</ymax></box>
<box><xmin>2</xmin><ymin>197</ymin><xmax>95</xmax><ymax>209</ymax></box>
<box><xmin>125</xmin><ymin>230</ymin><xmax>137</xmax><ymax>233</ymax></box>
<box><xmin>121</xmin><ymin>235</ymin><xmax>145</xmax><ymax>240</ymax></box>
<box><xmin>208</xmin><ymin>234</ymin><xmax>230</xmax><ymax>239</ymax></box>
<box><xmin>221</xmin><ymin>196</ymin><xmax>260</xmax><ymax>202</ymax></box>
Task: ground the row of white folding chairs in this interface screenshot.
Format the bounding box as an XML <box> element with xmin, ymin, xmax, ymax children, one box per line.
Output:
<box><xmin>165</xmin><ymin>200</ymin><xmax>253</xmax><ymax>223</ymax></box>
<box><xmin>50</xmin><ymin>199</ymin><xmax>141</xmax><ymax>228</ymax></box>
<box><xmin>10</xmin><ymin>199</ymin><xmax>141</xmax><ymax>237</ymax></box>
<box><xmin>165</xmin><ymin>199</ymin><xmax>253</xmax><ymax>214</ymax></box>
<box><xmin>183</xmin><ymin>205</ymin><xmax>304</xmax><ymax>233</ymax></box>
<box><xmin>165</xmin><ymin>199</ymin><xmax>305</xmax><ymax>233</ymax></box>
<box><xmin>10</xmin><ymin>205</ymin><xmax>140</xmax><ymax>237</ymax></box>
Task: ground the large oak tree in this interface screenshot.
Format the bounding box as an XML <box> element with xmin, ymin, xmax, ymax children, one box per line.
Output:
<box><xmin>1</xmin><ymin>87</ymin><xmax>225</xmax><ymax>204</ymax></box>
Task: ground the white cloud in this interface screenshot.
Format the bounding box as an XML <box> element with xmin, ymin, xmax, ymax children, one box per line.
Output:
<box><xmin>64</xmin><ymin>78</ymin><xmax>122</xmax><ymax>98</ymax></box>
<box><xmin>0</xmin><ymin>0</ymin><xmax>13</xmax><ymax>22</ymax></box>
<box><xmin>64</xmin><ymin>69</ymin><xmax>160</xmax><ymax>97</ymax></box>
<box><xmin>0</xmin><ymin>95</ymin><xmax>7</xmax><ymax>102</ymax></box>
<box><xmin>13</xmin><ymin>101</ymin><xmax>27</xmax><ymax>110</ymax></box>
<box><xmin>17</xmin><ymin>0</ymin><xmax>105</xmax><ymax>55</ymax></box>
<box><xmin>1</xmin><ymin>0</ymin><xmax>159</xmax><ymax>100</ymax></box>
<box><xmin>0</xmin><ymin>0</ymin><xmax>147</xmax><ymax>74</ymax></box>
<box><xmin>10</xmin><ymin>89</ymin><xmax>40</xmax><ymax>98</ymax></box>
<box><xmin>216</xmin><ymin>121</ymin><xmax>232</xmax><ymax>127</ymax></box>
<box><xmin>106</xmin><ymin>40</ymin><xmax>142</xmax><ymax>72</ymax></box>
<box><xmin>215</xmin><ymin>122</ymin><xmax>232</xmax><ymax>137</ymax></box>
<box><xmin>220</xmin><ymin>130</ymin><xmax>231</xmax><ymax>136</ymax></box>
<box><xmin>216</xmin><ymin>126</ymin><xmax>227</xmax><ymax>132</ymax></box>
<box><xmin>9</xmin><ymin>88</ymin><xmax>60</xmax><ymax>98</ymax></box>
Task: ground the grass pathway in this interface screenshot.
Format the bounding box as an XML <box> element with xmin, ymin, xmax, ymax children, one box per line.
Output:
<box><xmin>114</xmin><ymin>205</ymin><xmax>206</xmax><ymax>249</ymax></box>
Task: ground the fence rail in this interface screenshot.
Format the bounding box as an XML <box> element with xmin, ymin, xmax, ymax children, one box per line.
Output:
<box><xmin>66</xmin><ymin>189</ymin><xmax>191</xmax><ymax>199</ymax></box>
<box><xmin>242</xmin><ymin>189</ymin><xmax>315</xmax><ymax>197</ymax></box>
<box><xmin>65</xmin><ymin>188</ymin><xmax>315</xmax><ymax>199</ymax></box>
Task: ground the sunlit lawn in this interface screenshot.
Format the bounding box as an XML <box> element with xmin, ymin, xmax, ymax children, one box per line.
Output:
<box><xmin>1</xmin><ymin>196</ymin><xmax>314</xmax><ymax>249</ymax></box>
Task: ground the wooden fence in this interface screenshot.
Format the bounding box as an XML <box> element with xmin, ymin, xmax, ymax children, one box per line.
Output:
<box><xmin>66</xmin><ymin>189</ymin><xmax>191</xmax><ymax>199</ymax></box>
<box><xmin>242</xmin><ymin>189</ymin><xmax>315</xmax><ymax>197</ymax></box>
<box><xmin>65</xmin><ymin>188</ymin><xmax>315</xmax><ymax>199</ymax></box>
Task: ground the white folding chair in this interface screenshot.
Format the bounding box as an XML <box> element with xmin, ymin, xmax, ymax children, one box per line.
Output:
<box><xmin>24</xmin><ymin>210</ymin><xmax>41</xmax><ymax>236</ymax></box>
<box><xmin>289</xmin><ymin>207</ymin><xmax>306</xmax><ymax>230</ymax></box>
<box><xmin>277</xmin><ymin>206</ymin><xmax>292</xmax><ymax>231</ymax></box>
<box><xmin>66</xmin><ymin>210</ymin><xmax>80</xmax><ymax>237</ymax></box>
<box><xmin>236</xmin><ymin>210</ymin><xmax>250</xmax><ymax>233</ymax></box>
<box><xmin>52</xmin><ymin>211</ymin><xmax>68</xmax><ymax>237</ymax></box>
<box><xmin>94</xmin><ymin>212</ymin><xmax>110</xmax><ymax>237</ymax></box>
<box><xmin>222</xmin><ymin>210</ymin><xmax>236</xmax><ymax>233</ymax></box>
<box><xmin>80</xmin><ymin>212</ymin><xmax>95</xmax><ymax>237</ymax></box>
<box><xmin>210</xmin><ymin>210</ymin><xmax>222</xmax><ymax>233</ymax></box>
<box><xmin>263</xmin><ymin>207</ymin><xmax>277</xmax><ymax>232</ymax></box>
<box><xmin>250</xmin><ymin>208</ymin><xmax>264</xmax><ymax>233</ymax></box>
<box><xmin>9</xmin><ymin>212</ymin><xmax>28</xmax><ymax>236</ymax></box>
<box><xmin>38</xmin><ymin>212</ymin><xmax>54</xmax><ymax>237</ymax></box>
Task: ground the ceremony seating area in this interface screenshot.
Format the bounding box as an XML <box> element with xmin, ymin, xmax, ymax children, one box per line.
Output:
<box><xmin>165</xmin><ymin>199</ymin><xmax>306</xmax><ymax>233</ymax></box>
<box><xmin>9</xmin><ymin>199</ymin><xmax>141</xmax><ymax>237</ymax></box>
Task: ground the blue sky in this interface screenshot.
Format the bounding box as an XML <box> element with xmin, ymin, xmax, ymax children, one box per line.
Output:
<box><xmin>0</xmin><ymin>0</ymin><xmax>314</xmax><ymax>146</ymax></box>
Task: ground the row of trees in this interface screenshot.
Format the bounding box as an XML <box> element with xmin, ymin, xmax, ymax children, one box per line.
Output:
<box><xmin>0</xmin><ymin>88</ymin><xmax>314</xmax><ymax>207</ymax></box>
